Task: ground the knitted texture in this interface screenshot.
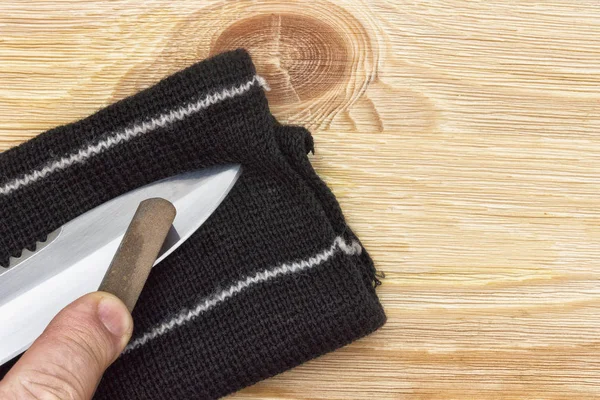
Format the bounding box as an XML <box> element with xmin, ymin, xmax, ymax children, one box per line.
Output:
<box><xmin>0</xmin><ymin>50</ymin><xmax>386</xmax><ymax>399</ymax></box>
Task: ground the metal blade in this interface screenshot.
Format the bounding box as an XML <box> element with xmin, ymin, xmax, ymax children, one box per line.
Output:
<box><xmin>0</xmin><ymin>164</ymin><xmax>240</xmax><ymax>366</ymax></box>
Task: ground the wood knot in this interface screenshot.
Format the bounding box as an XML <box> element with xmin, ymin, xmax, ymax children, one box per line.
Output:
<box><xmin>213</xmin><ymin>14</ymin><xmax>348</xmax><ymax>104</ymax></box>
<box><xmin>210</xmin><ymin>6</ymin><xmax>376</xmax><ymax>127</ymax></box>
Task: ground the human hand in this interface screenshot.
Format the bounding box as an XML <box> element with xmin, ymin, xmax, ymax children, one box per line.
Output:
<box><xmin>0</xmin><ymin>292</ymin><xmax>133</xmax><ymax>400</ymax></box>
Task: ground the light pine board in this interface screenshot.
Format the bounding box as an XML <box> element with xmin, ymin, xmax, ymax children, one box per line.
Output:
<box><xmin>2</xmin><ymin>1</ymin><xmax>600</xmax><ymax>398</ymax></box>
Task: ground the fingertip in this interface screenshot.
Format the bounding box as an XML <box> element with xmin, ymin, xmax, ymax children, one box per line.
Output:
<box><xmin>96</xmin><ymin>292</ymin><xmax>134</xmax><ymax>350</ymax></box>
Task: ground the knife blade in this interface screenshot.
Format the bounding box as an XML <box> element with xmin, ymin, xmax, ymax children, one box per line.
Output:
<box><xmin>0</xmin><ymin>164</ymin><xmax>241</xmax><ymax>366</ymax></box>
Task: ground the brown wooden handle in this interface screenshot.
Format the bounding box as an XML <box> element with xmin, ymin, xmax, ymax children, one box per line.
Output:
<box><xmin>99</xmin><ymin>198</ymin><xmax>176</xmax><ymax>312</ymax></box>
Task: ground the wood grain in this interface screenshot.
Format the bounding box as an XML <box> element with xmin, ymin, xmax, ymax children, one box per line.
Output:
<box><xmin>2</xmin><ymin>0</ymin><xmax>600</xmax><ymax>398</ymax></box>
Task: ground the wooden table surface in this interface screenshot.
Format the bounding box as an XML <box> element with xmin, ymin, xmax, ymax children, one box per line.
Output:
<box><xmin>2</xmin><ymin>1</ymin><xmax>600</xmax><ymax>398</ymax></box>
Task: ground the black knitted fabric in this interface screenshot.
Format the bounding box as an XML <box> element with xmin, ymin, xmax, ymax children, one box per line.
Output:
<box><xmin>0</xmin><ymin>50</ymin><xmax>385</xmax><ymax>399</ymax></box>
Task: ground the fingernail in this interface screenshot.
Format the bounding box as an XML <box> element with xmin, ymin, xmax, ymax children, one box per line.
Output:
<box><xmin>97</xmin><ymin>295</ymin><xmax>133</xmax><ymax>339</ymax></box>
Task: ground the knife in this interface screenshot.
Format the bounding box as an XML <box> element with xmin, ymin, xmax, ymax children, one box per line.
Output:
<box><xmin>0</xmin><ymin>164</ymin><xmax>241</xmax><ymax>366</ymax></box>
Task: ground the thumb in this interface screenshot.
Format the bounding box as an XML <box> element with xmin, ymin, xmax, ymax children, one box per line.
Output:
<box><xmin>0</xmin><ymin>292</ymin><xmax>133</xmax><ymax>400</ymax></box>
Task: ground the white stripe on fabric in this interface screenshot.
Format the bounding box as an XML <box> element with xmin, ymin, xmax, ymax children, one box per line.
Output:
<box><xmin>123</xmin><ymin>236</ymin><xmax>362</xmax><ymax>354</ymax></box>
<box><xmin>0</xmin><ymin>75</ymin><xmax>269</xmax><ymax>196</ymax></box>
